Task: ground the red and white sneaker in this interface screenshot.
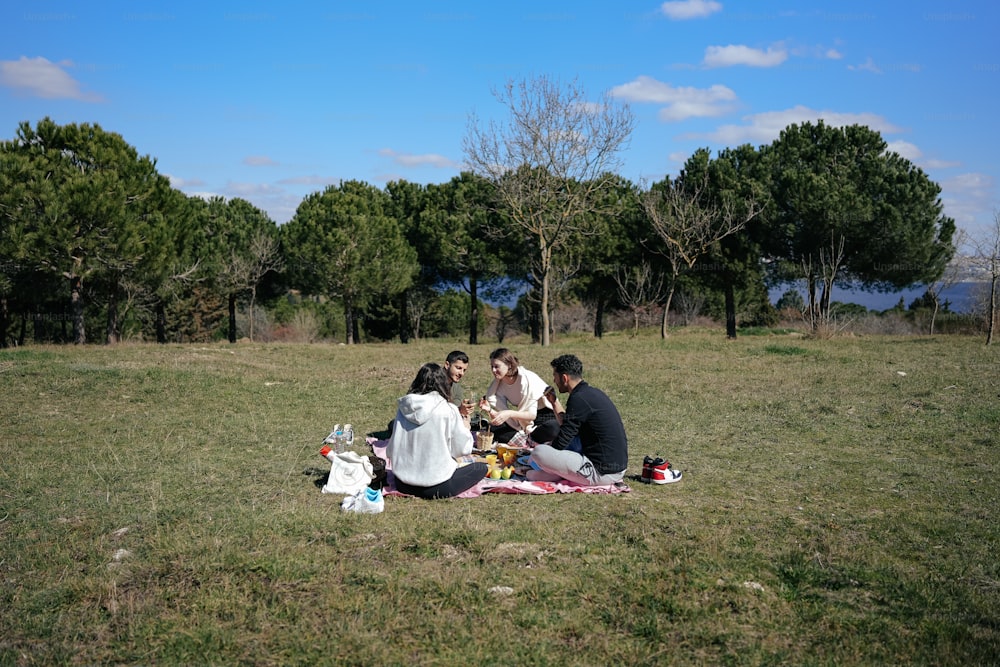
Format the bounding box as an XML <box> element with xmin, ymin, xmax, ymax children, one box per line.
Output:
<box><xmin>649</xmin><ymin>458</ymin><xmax>682</xmax><ymax>484</ymax></box>
<box><xmin>641</xmin><ymin>456</ymin><xmax>656</xmax><ymax>483</ymax></box>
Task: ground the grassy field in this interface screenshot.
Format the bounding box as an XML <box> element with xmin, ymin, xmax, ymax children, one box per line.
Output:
<box><xmin>1</xmin><ymin>330</ymin><xmax>998</xmax><ymax>666</ymax></box>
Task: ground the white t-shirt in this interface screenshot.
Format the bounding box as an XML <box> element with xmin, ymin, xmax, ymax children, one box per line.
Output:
<box><xmin>485</xmin><ymin>366</ymin><xmax>552</xmax><ymax>433</ymax></box>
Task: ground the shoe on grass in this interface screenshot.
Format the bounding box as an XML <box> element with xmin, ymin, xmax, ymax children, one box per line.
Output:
<box><xmin>342</xmin><ymin>486</ymin><xmax>384</xmax><ymax>514</ymax></box>
<box><xmin>649</xmin><ymin>458</ymin><xmax>682</xmax><ymax>484</ymax></box>
<box><xmin>641</xmin><ymin>455</ymin><xmax>656</xmax><ymax>483</ymax></box>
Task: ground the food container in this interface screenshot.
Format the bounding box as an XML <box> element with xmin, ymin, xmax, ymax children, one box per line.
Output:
<box><xmin>497</xmin><ymin>444</ymin><xmax>522</xmax><ymax>465</ymax></box>
<box><xmin>476</xmin><ymin>430</ymin><xmax>495</xmax><ymax>450</ymax></box>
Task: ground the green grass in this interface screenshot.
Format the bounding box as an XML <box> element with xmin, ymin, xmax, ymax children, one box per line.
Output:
<box><xmin>1</xmin><ymin>332</ymin><xmax>998</xmax><ymax>665</ymax></box>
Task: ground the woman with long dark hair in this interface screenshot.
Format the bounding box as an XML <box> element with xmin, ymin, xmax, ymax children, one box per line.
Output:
<box><xmin>386</xmin><ymin>363</ymin><xmax>487</xmax><ymax>499</ymax></box>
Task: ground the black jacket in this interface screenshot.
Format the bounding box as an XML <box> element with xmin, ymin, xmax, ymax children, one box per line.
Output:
<box><xmin>551</xmin><ymin>381</ymin><xmax>628</xmax><ymax>474</ymax></box>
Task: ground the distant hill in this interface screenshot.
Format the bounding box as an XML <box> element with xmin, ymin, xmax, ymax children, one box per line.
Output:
<box><xmin>769</xmin><ymin>280</ymin><xmax>987</xmax><ymax>314</ymax></box>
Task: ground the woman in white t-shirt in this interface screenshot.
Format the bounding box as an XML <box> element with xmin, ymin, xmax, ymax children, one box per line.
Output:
<box><xmin>479</xmin><ymin>348</ymin><xmax>558</xmax><ymax>444</ymax></box>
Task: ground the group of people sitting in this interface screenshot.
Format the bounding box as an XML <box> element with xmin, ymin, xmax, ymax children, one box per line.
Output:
<box><xmin>385</xmin><ymin>348</ymin><xmax>630</xmax><ymax>499</ymax></box>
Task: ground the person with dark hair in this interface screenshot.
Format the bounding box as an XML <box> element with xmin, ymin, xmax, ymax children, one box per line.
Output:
<box><xmin>527</xmin><ymin>354</ymin><xmax>629</xmax><ymax>486</ymax></box>
<box><xmin>386</xmin><ymin>363</ymin><xmax>487</xmax><ymax>499</ymax></box>
<box><xmin>443</xmin><ymin>350</ymin><xmax>474</xmax><ymax>428</ymax></box>
<box><xmin>479</xmin><ymin>347</ymin><xmax>558</xmax><ymax>444</ymax></box>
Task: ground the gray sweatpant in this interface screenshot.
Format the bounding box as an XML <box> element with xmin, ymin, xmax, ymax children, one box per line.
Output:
<box><xmin>527</xmin><ymin>443</ymin><xmax>625</xmax><ymax>486</ymax></box>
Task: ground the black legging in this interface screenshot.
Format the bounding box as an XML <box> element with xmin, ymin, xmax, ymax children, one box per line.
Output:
<box><xmin>394</xmin><ymin>462</ymin><xmax>488</xmax><ymax>499</ymax></box>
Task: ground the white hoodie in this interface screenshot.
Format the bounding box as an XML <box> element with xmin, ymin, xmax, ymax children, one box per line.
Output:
<box><xmin>386</xmin><ymin>392</ymin><xmax>474</xmax><ymax>488</ymax></box>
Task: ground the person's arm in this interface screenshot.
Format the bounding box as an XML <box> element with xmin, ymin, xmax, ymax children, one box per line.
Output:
<box><xmin>491</xmin><ymin>374</ymin><xmax>539</xmax><ymax>426</ymax></box>
<box><xmin>448</xmin><ymin>405</ymin><xmax>474</xmax><ymax>456</ymax></box>
<box><xmin>479</xmin><ymin>378</ymin><xmax>500</xmax><ymax>420</ymax></box>
<box><xmin>544</xmin><ymin>386</ymin><xmax>565</xmax><ymax>425</ymax></box>
<box><xmin>550</xmin><ymin>392</ymin><xmax>587</xmax><ymax>450</ymax></box>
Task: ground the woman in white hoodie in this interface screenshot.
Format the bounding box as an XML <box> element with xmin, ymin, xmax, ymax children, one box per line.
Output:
<box><xmin>387</xmin><ymin>363</ymin><xmax>487</xmax><ymax>499</ymax></box>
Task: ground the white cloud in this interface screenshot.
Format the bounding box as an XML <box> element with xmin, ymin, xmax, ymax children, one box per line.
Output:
<box><xmin>243</xmin><ymin>155</ymin><xmax>279</xmax><ymax>166</ymax></box>
<box><xmin>924</xmin><ymin>158</ymin><xmax>961</xmax><ymax>169</ymax></box>
<box><xmin>0</xmin><ymin>56</ymin><xmax>103</xmax><ymax>101</ymax></box>
<box><xmin>886</xmin><ymin>140</ymin><xmax>922</xmax><ymax>162</ymax></box>
<box><xmin>848</xmin><ymin>57</ymin><xmax>882</xmax><ymax>74</ymax></box>
<box><xmin>683</xmin><ymin>105</ymin><xmax>903</xmax><ymax>145</ymax></box>
<box><xmin>825</xmin><ymin>48</ymin><xmax>844</xmax><ymax>60</ymax></box>
<box><xmin>660</xmin><ymin>0</ymin><xmax>722</xmax><ymax>20</ymax></box>
<box><xmin>187</xmin><ymin>191</ymin><xmax>222</xmax><ymax>202</ymax></box>
<box><xmin>703</xmin><ymin>44</ymin><xmax>787</xmax><ymax>68</ymax></box>
<box><xmin>225</xmin><ymin>181</ymin><xmax>285</xmax><ymax>196</ymax></box>
<box><xmin>217</xmin><ymin>183</ymin><xmax>301</xmax><ymax>223</ymax></box>
<box><xmin>166</xmin><ymin>174</ymin><xmax>206</xmax><ymax>188</ymax></box>
<box><xmin>886</xmin><ymin>141</ymin><xmax>962</xmax><ymax>170</ymax></box>
<box><xmin>610</xmin><ymin>75</ymin><xmax>737</xmax><ymax>121</ymax></box>
<box><xmin>378</xmin><ymin>148</ymin><xmax>459</xmax><ymax>169</ymax></box>
<box><xmin>939</xmin><ymin>172</ymin><xmax>996</xmax><ymax>233</ymax></box>
<box><xmin>277</xmin><ymin>175</ymin><xmax>339</xmax><ymax>186</ymax></box>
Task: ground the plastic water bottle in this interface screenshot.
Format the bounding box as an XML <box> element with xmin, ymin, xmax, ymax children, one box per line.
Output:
<box><xmin>323</xmin><ymin>424</ymin><xmax>346</xmax><ymax>453</ymax></box>
<box><xmin>343</xmin><ymin>424</ymin><xmax>354</xmax><ymax>448</ymax></box>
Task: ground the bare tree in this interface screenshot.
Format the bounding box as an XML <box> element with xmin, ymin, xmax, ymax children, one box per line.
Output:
<box><xmin>801</xmin><ymin>232</ymin><xmax>846</xmax><ymax>336</ymax></box>
<box><xmin>227</xmin><ymin>231</ymin><xmax>283</xmax><ymax>342</ymax></box>
<box><xmin>463</xmin><ymin>75</ymin><xmax>634</xmax><ymax>345</ymax></box>
<box><xmin>643</xmin><ymin>171</ymin><xmax>762</xmax><ymax>337</ymax></box>
<box><xmin>614</xmin><ymin>262</ymin><xmax>666</xmax><ymax>336</ymax></box>
<box><xmin>924</xmin><ymin>228</ymin><xmax>967</xmax><ymax>335</ymax></box>
<box><xmin>970</xmin><ymin>210</ymin><xmax>1000</xmax><ymax>345</ymax></box>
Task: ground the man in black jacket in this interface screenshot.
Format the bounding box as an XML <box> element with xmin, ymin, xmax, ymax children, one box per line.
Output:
<box><xmin>528</xmin><ymin>354</ymin><xmax>628</xmax><ymax>485</ymax></box>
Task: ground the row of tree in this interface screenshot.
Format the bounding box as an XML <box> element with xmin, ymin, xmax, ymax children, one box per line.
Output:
<box><xmin>1</xmin><ymin>77</ymin><xmax>960</xmax><ymax>347</ymax></box>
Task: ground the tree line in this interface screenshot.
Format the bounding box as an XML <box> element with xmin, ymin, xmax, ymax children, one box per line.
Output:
<box><xmin>0</xmin><ymin>106</ymin><xmax>955</xmax><ymax>347</ymax></box>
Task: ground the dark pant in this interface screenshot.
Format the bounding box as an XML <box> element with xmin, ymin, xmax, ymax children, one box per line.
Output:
<box><xmin>394</xmin><ymin>462</ymin><xmax>488</xmax><ymax>499</ymax></box>
<box><xmin>530</xmin><ymin>407</ymin><xmax>559</xmax><ymax>444</ymax></box>
<box><xmin>490</xmin><ymin>407</ymin><xmax>558</xmax><ymax>444</ymax></box>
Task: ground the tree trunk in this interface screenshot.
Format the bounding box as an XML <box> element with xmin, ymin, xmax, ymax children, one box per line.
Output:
<box><xmin>593</xmin><ymin>294</ymin><xmax>604</xmax><ymax>339</ymax></box>
<box><xmin>540</xmin><ymin>270</ymin><xmax>551</xmax><ymax>346</ymax></box>
<box><xmin>807</xmin><ymin>275</ymin><xmax>818</xmax><ymax>333</ymax></box>
<box><xmin>398</xmin><ymin>293</ymin><xmax>410</xmax><ymax>344</ymax></box>
<box><xmin>228</xmin><ymin>293</ymin><xmax>237</xmax><ymax>343</ymax></box>
<box><xmin>661</xmin><ymin>283</ymin><xmax>677</xmax><ymax>339</ymax></box>
<box><xmin>987</xmin><ymin>275</ymin><xmax>997</xmax><ymax>345</ymax></box>
<box><xmin>70</xmin><ymin>275</ymin><xmax>86</xmax><ymax>344</ymax></box>
<box><xmin>248</xmin><ymin>287</ymin><xmax>257</xmax><ymax>342</ymax></box>
<box><xmin>18</xmin><ymin>310</ymin><xmax>27</xmax><ymax>346</ymax></box>
<box><xmin>725</xmin><ymin>281</ymin><xmax>737</xmax><ymax>340</ymax></box>
<box><xmin>344</xmin><ymin>300</ymin><xmax>354</xmax><ymax>345</ymax></box>
<box><xmin>106</xmin><ymin>279</ymin><xmax>121</xmax><ymax>345</ymax></box>
<box><xmin>155</xmin><ymin>300</ymin><xmax>167</xmax><ymax>343</ymax></box>
<box><xmin>0</xmin><ymin>296</ymin><xmax>8</xmax><ymax>348</ymax></box>
<box><xmin>469</xmin><ymin>275</ymin><xmax>479</xmax><ymax>345</ymax></box>
<box><xmin>529</xmin><ymin>299</ymin><xmax>540</xmax><ymax>344</ymax></box>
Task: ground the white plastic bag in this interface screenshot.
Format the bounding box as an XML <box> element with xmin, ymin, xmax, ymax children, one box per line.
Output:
<box><xmin>322</xmin><ymin>451</ymin><xmax>374</xmax><ymax>496</ymax></box>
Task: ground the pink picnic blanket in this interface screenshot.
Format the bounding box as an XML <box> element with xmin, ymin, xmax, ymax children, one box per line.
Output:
<box><xmin>368</xmin><ymin>439</ymin><xmax>629</xmax><ymax>498</ymax></box>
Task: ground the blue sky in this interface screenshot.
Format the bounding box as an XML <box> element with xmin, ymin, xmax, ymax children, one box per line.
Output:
<box><xmin>2</xmin><ymin>0</ymin><xmax>997</xmax><ymax>243</ymax></box>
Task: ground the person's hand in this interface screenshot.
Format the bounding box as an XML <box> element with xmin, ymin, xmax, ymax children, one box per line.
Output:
<box><xmin>544</xmin><ymin>386</ymin><xmax>557</xmax><ymax>404</ymax></box>
<box><xmin>459</xmin><ymin>399</ymin><xmax>474</xmax><ymax>417</ymax></box>
<box><xmin>490</xmin><ymin>410</ymin><xmax>508</xmax><ymax>426</ymax></box>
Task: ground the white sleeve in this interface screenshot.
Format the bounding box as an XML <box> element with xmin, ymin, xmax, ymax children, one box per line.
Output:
<box><xmin>448</xmin><ymin>405</ymin><xmax>474</xmax><ymax>456</ymax></box>
<box><xmin>515</xmin><ymin>369</ymin><xmax>549</xmax><ymax>416</ymax></box>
